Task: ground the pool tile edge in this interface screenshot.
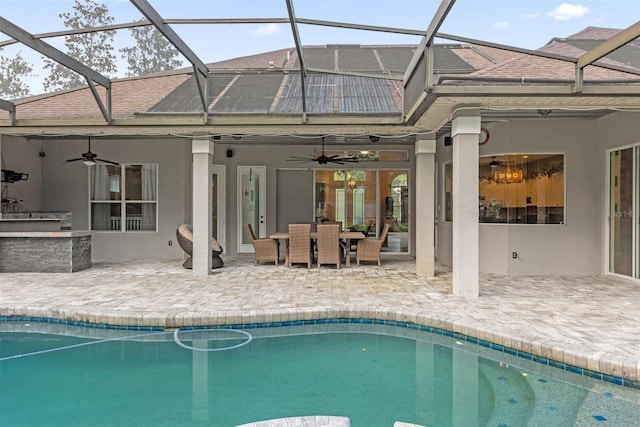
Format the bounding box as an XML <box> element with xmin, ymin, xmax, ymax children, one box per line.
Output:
<box><xmin>1</xmin><ymin>309</ymin><xmax>638</xmax><ymax>390</ymax></box>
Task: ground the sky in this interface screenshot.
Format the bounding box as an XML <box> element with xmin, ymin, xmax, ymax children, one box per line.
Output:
<box><xmin>0</xmin><ymin>0</ymin><xmax>638</xmax><ymax>94</ymax></box>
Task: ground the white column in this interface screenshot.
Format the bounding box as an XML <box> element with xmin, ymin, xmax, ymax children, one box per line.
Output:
<box><xmin>192</xmin><ymin>137</ymin><xmax>213</xmax><ymax>276</ymax></box>
<box><xmin>452</xmin><ymin>113</ymin><xmax>480</xmax><ymax>298</ymax></box>
<box><xmin>415</xmin><ymin>137</ymin><xmax>436</xmax><ymax>277</ymax></box>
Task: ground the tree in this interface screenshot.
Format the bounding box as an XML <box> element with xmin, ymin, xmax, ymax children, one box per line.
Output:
<box><xmin>0</xmin><ymin>50</ymin><xmax>34</xmax><ymax>99</ymax></box>
<box><xmin>42</xmin><ymin>0</ymin><xmax>117</xmax><ymax>92</ymax></box>
<box><xmin>120</xmin><ymin>20</ymin><xmax>183</xmax><ymax>77</ymax></box>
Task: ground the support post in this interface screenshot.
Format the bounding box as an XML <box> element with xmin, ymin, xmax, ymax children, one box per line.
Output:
<box><xmin>415</xmin><ymin>136</ymin><xmax>436</xmax><ymax>277</ymax></box>
<box><xmin>192</xmin><ymin>137</ymin><xmax>213</xmax><ymax>276</ymax></box>
<box><xmin>451</xmin><ymin>112</ymin><xmax>480</xmax><ymax>298</ymax></box>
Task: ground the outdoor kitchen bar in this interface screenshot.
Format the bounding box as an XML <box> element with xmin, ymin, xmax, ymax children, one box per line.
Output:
<box><xmin>0</xmin><ymin>211</ymin><xmax>91</xmax><ymax>272</ymax></box>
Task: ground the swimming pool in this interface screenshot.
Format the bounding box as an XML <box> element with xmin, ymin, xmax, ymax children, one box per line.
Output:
<box><xmin>1</xmin><ymin>320</ymin><xmax>639</xmax><ymax>426</ymax></box>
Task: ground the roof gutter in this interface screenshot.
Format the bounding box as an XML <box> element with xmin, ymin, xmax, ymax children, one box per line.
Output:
<box><xmin>436</xmin><ymin>75</ymin><xmax>640</xmax><ymax>84</ymax></box>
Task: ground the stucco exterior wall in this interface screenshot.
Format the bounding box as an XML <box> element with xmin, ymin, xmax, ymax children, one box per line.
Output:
<box><xmin>38</xmin><ymin>137</ymin><xmax>189</xmax><ymax>262</ymax></box>
<box><xmin>436</xmin><ymin>116</ymin><xmax>609</xmax><ymax>275</ymax></box>
<box><xmin>0</xmin><ymin>135</ymin><xmax>42</xmax><ymax>213</ymax></box>
<box><xmin>1</xmin><ymin>135</ymin><xmax>412</xmax><ymax>262</ymax></box>
<box><xmin>210</xmin><ymin>142</ymin><xmax>415</xmax><ymax>256</ymax></box>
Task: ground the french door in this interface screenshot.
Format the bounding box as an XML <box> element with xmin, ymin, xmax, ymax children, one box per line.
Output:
<box><xmin>237</xmin><ymin>166</ymin><xmax>266</xmax><ymax>253</ymax></box>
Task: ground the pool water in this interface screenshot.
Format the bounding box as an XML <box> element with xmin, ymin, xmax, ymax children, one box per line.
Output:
<box><xmin>1</xmin><ymin>321</ymin><xmax>639</xmax><ymax>427</ymax></box>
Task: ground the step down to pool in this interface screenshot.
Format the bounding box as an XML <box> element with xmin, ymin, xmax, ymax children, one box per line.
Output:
<box><xmin>235</xmin><ymin>415</ymin><xmax>351</xmax><ymax>427</ymax></box>
<box><xmin>394</xmin><ymin>422</ymin><xmax>427</xmax><ymax>427</ymax></box>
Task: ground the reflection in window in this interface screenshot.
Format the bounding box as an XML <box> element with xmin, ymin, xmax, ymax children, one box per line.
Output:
<box><xmin>444</xmin><ymin>163</ymin><xmax>453</xmax><ymax>222</ymax></box>
<box><xmin>90</xmin><ymin>164</ymin><xmax>157</xmax><ymax>231</ymax></box>
<box><xmin>335</xmin><ymin>189</ymin><xmax>346</xmax><ymax>226</ymax></box>
<box><xmin>479</xmin><ymin>154</ymin><xmax>564</xmax><ymax>224</ymax></box>
<box><xmin>353</xmin><ymin>188</ymin><xmax>365</xmax><ymax>225</ymax></box>
<box><xmin>444</xmin><ymin>155</ymin><xmax>565</xmax><ymax>224</ymax></box>
<box><xmin>319</xmin><ymin>149</ymin><xmax>409</xmax><ymax>162</ymax></box>
<box><xmin>609</xmin><ymin>148</ymin><xmax>634</xmax><ymax>276</ymax></box>
<box><xmin>314</xmin><ymin>169</ymin><xmax>409</xmax><ymax>252</ymax></box>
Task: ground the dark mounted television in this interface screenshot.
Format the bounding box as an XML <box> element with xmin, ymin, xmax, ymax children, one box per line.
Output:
<box><xmin>1</xmin><ymin>169</ymin><xmax>29</xmax><ymax>183</ymax></box>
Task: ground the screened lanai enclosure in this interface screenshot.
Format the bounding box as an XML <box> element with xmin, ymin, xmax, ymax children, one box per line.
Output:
<box><xmin>1</xmin><ymin>1</ymin><xmax>640</xmax><ymax>296</ymax></box>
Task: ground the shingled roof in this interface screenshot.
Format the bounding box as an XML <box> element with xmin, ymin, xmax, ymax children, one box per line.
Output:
<box><xmin>539</xmin><ymin>26</ymin><xmax>640</xmax><ymax>71</ymax></box>
<box><xmin>1</xmin><ymin>27</ymin><xmax>639</xmax><ymax>128</ymax></box>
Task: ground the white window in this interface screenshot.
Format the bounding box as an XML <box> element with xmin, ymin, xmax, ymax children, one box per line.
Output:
<box><xmin>89</xmin><ymin>164</ymin><xmax>157</xmax><ymax>231</ymax></box>
<box><xmin>335</xmin><ymin>189</ymin><xmax>346</xmax><ymax>227</ymax></box>
<box><xmin>353</xmin><ymin>188</ymin><xmax>365</xmax><ymax>225</ymax></box>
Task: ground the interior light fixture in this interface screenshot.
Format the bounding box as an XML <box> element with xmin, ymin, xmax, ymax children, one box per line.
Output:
<box><xmin>83</xmin><ymin>160</ymin><xmax>96</xmax><ymax>166</ymax></box>
<box><xmin>347</xmin><ymin>176</ymin><xmax>357</xmax><ymax>189</ymax></box>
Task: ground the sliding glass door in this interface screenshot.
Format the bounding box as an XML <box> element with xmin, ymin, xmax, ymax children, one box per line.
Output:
<box><xmin>313</xmin><ymin>168</ymin><xmax>409</xmax><ymax>253</ymax></box>
<box><xmin>608</xmin><ymin>147</ymin><xmax>636</xmax><ymax>278</ymax></box>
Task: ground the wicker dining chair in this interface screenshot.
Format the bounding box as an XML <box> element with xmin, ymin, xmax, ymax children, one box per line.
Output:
<box><xmin>316</xmin><ymin>223</ymin><xmax>341</xmax><ymax>269</ymax></box>
<box><xmin>350</xmin><ymin>219</ymin><xmax>374</xmax><ymax>252</ymax></box>
<box><xmin>355</xmin><ymin>223</ymin><xmax>390</xmax><ymax>266</ymax></box>
<box><xmin>321</xmin><ymin>220</ymin><xmax>342</xmax><ymax>231</ymax></box>
<box><xmin>246</xmin><ymin>223</ymin><xmax>279</xmax><ymax>265</ymax></box>
<box><xmin>288</xmin><ymin>223</ymin><xmax>312</xmax><ymax>269</ymax></box>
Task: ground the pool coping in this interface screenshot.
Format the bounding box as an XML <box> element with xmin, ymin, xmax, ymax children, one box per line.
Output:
<box><xmin>2</xmin><ymin>307</ymin><xmax>639</xmax><ymax>390</ymax></box>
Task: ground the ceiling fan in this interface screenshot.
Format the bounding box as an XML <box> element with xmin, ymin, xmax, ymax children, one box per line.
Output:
<box><xmin>287</xmin><ymin>137</ymin><xmax>359</xmax><ymax>165</ymax></box>
<box><xmin>65</xmin><ymin>137</ymin><xmax>119</xmax><ymax>166</ymax></box>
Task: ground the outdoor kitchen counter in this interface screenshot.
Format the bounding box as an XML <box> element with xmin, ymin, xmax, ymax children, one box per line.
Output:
<box><xmin>0</xmin><ymin>231</ymin><xmax>91</xmax><ymax>273</ymax></box>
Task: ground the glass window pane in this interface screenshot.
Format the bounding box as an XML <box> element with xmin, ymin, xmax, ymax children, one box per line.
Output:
<box><xmin>90</xmin><ymin>165</ymin><xmax>120</xmax><ymax>201</ymax></box>
<box><xmin>125</xmin><ymin>165</ymin><xmax>142</xmax><ymax>201</ymax></box>
<box><xmin>125</xmin><ymin>164</ymin><xmax>157</xmax><ymax>201</ymax></box>
<box><xmin>378</xmin><ymin>150</ymin><xmax>409</xmax><ymax>161</ymax></box>
<box><xmin>91</xmin><ymin>203</ymin><xmax>120</xmax><ymax>231</ymax></box>
<box><xmin>353</xmin><ymin>188</ymin><xmax>365</xmax><ymax>225</ymax></box>
<box><xmin>335</xmin><ymin>189</ymin><xmax>346</xmax><ymax>226</ymax></box>
<box><xmin>124</xmin><ymin>202</ymin><xmax>156</xmax><ymax>231</ymax></box>
<box><xmin>479</xmin><ymin>154</ymin><xmax>564</xmax><ymax>224</ymax></box>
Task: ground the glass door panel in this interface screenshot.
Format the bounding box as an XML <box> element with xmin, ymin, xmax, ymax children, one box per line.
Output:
<box><xmin>211</xmin><ymin>165</ymin><xmax>226</xmax><ymax>250</ymax></box>
<box><xmin>609</xmin><ymin>148</ymin><xmax>633</xmax><ymax>276</ymax></box>
<box><xmin>379</xmin><ymin>170</ymin><xmax>409</xmax><ymax>253</ymax></box>
<box><xmin>345</xmin><ymin>170</ymin><xmax>374</xmax><ymax>231</ymax></box>
<box><xmin>313</xmin><ymin>168</ymin><xmax>409</xmax><ymax>253</ymax></box>
<box><xmin>237</xmin><ymin>166</ymin><xmax>266</xmax><ymax>253</ymax></box>
<box><xmin>212</xmin><ymin>173</ymin><xmax>218</xmax><ymax>240</ymax></box>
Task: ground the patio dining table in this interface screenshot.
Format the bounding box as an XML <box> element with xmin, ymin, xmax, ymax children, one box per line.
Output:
<box><xmin>270</xmin><ymin>230</ymin><xmax>365</xmax><ymax>267</ymax></box>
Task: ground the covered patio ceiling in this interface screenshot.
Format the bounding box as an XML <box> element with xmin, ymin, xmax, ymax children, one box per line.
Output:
<box><xmin>0</xmin><ymin>0</ymin><xmax>639</xmax><ymax>141</ymax></box>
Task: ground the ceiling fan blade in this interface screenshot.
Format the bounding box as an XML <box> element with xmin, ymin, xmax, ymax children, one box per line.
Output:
<box><xmin>65</xmin><ymin>158</ymin><xmax>84</xmax><ymax>163</ymax></box>
<box><xmin>96</xmin><ymin>158</ymin><xmax>120</xmax><ymax>165</ymax></box>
